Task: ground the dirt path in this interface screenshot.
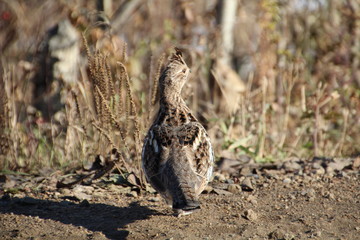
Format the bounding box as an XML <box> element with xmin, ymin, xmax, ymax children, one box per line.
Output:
<box><xmin>1</xmin><ymin>168</ymin><xmax>359</xmax><ymax>240</ymax></box>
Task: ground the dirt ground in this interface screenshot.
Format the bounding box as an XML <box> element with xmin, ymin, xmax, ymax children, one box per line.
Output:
<box><xmin>1</xmin><ymin>159</ymin><xmax>359</xmax><ymax>240</ymax></box>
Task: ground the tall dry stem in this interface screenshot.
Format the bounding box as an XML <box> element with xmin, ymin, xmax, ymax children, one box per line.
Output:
<box><xmin>258</xmin><ymin>77</ymin><xmax>268</xmax><ymax>159</ymax></box>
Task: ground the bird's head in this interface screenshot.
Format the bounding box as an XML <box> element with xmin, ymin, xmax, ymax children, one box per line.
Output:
<box><xmin>159</xmin><ymin>48</ymin><xmax>190</xmax><ymax>96</ymax></box>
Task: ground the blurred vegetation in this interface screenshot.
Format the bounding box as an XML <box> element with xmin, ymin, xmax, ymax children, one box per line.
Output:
<box><xmin>0</xmin><ymin>0</ymin><xmax>359</xmax><ymax>175</ymax></box>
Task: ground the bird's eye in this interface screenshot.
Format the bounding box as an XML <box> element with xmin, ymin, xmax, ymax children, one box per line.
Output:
<box><xmin>182</xmin><ymin>69</ymin><xmax>187</xmax><ymax>73</ymax></box>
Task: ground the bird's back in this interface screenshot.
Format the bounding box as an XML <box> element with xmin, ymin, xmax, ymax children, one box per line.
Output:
<box><xmin>142</xmin><ymin>104</ymin><xmax>213</xmax><ymax>215</ymax></box>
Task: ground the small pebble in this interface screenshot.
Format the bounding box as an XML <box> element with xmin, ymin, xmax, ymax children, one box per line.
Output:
<box><xmin>203</xmin><ymin>185</ymin><xmax>213</xmax><ymax>193</ymax></box>
<box><xmin>307</xmin><ymin>189</ymin><xmax>316</xmax><ymax>198</ymax></box>
<box><xmin>241</xmin><ymin>177</ymin><xmax>254</xmax><ymax>191</ymax></box>
<box><xmin>226</xmin><ymin>179</ymin><xmax>234</xmax><ymax>184</ymax></box>
<box><xmin>326</xmin><ymin>192</ymin><xmax>335</xmax><ymax>200</ymax></box>
<box><xmin>74</xmin><ymin>192</ymin><xmax>92</xmax><ymax>201</ymax></box>
<box><xmin>315</xmin><ymin>168</ymin><xmax>325</xmax><ymax>175</ymax></box>
<box><xmin>213</xmin><ymin>188</ymin><xmax>233</xmax><ymax>196</ymax></box>
<box><xmin>53</xmin><ymin>192</ymin><xmax>60</xmax><ymax>199</ymax></box>
<box><xmin>247</xmin><ymin>195</ymin><xmax>258</xmax><ymax>205</ymax></box>
<box><xmin>283</xmin><ymin>178</ymin><xmax>291</xmax><ymax>184</ymax></box>
<box><xmin>127</xmin><ymin>191</ymin><xmax>138</xmax><ymax>198</ymax></box>
<box><xmin>148</xmin><ymin>197</ymin><xmax>161</xmax><ymax>202</ymax></box>
<box><xmin>59</xmin><ymin>188</ymin><xmax>72</xmax><ymax>195</ymax></box>
<box><xmin>353</xmin><ymin>157</ymin><xmax>360</xmax><ymax>169</ymax></box>
<box><xmin>227</xmin><ymin>184</ymin><xmax>241</xmax><ymax>194</ymax></box>
<box><xmin>213</xmin><ymin>173</ymin><xmax>226</xmax><ymax>182</ymax></box>
<box><xmin>239</xmin><ymin>167</ymin><xmax>252</xmax><ymax>176</ymax></box>
<box><xmin>243</xmin><ymin>209</ymin><xmax>257</xmax><ymax>221</ymax></box>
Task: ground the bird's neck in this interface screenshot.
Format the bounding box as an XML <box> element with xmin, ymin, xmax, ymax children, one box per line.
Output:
<box><xmin>159</xmin><ymin>88</ymin><xmax>186</xmax><ymax>108</ymax></box>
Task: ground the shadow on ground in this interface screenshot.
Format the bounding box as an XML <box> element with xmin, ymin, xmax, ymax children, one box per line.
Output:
<box><xmin>0</xmin><ymin>196</ymin><xmax>158</xmax><ymax>239</ymax></box>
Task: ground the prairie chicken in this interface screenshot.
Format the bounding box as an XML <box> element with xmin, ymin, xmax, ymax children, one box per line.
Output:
<box><xmin>142</xmin><ymin>48</ymin><xmax>214</xmax><ymax>216</ymax></box>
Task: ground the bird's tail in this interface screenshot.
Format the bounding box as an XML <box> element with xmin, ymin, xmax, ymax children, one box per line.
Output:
<box><xmin>165</xmin><ymin>149</ymin><xmax>201</xmax><ymax>216</ymax></box>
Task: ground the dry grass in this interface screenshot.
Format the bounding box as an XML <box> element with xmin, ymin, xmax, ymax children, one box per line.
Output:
<box><xmin>0</xmin><ymin>75</ymin><xmax>10</xmax><ymax>157</ymax></box>
<box><xmin>0</xmin><ymin>0</ymin><xmax>359</xmax><ymax>176</ymax></box>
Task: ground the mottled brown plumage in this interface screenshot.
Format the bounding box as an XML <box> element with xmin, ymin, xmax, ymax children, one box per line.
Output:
<box><xmin>142</xmin><ymin>48</ymin><xmax>214</xmax><ymax>216</ymax></box>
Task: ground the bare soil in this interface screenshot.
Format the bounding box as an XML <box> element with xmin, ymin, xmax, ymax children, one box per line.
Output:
<box><xmin>1</xmin><ymin>166</ymin><xmax>359</xmax><ymax>240</ymax></box>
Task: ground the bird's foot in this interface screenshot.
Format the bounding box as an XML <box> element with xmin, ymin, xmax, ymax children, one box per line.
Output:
<box><xmin>174</xmin><ymin>206</ymin><xmax>200</xmax><ymax>217</ymax></box>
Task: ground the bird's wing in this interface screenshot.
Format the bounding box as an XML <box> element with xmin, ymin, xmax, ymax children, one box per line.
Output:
<box><xmin>175</xmin><ymin>122</ymin><xmax>214</xmax><ymax>182</ymax></box>
<box><xmin>142</xmin><ymin>125</ymin><xmax>169</xmax><ymax>193</ymax></box>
